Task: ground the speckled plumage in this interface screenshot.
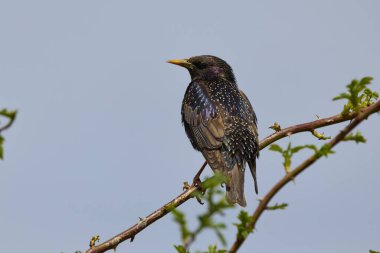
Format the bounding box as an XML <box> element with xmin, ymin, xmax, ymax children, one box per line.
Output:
<box><xmin>169</xmin><ymin>55</ymin><xmax>259</xmax><ymax>207</ymax></box>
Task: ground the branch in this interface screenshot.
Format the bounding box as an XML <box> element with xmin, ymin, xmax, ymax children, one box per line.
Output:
<box><xmin>84</xmin><ymin>108</ymin><xmax>370</xmax><ymax>253</ymax></box>
<box><xmin>85</xmin><ymin>186</ymin><xmax>199</xmax><ymax>253</ymax></box>
<box><xmin>228</xmin><ymin>100</ymin><xmax>380</xmax><ymax>253</ymax></box>
<box><xmin>260</xmin><ymin>111</ymin><xmax>359</xmax><ymax>150</ymax></box>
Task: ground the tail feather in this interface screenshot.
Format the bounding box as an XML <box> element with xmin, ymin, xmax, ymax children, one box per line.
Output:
<box><xmin>248</xmin><ymin>159</ymin><xmax>258</xmax><ymax>194</ymax></box>
<box><xmin>202</xmin><ymin>149</ymin><xmax>247</xmax><ymax>207</ymax></box>
<box><xmin>225</xmin><ymin>164</ymin><xmax>246</xmax><ymax>207</ymax></box>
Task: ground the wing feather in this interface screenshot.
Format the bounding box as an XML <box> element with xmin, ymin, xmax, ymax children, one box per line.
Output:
<box><xmin>182</xmin><ymin>81</ymin><xmax>225</xmax><ymax>150</ymax></box>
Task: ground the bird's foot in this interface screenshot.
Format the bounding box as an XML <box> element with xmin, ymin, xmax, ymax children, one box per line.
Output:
<box><xmin>192</xmin><ymin>174</ymin><xmax>202</xmax><ymax>188</ymax></box>
<box><xmin>192</xmin><ymin>173</ymin><xmax>207</xmax><ymax>194</ymax></box>
<box><xmin>192</xmin><ymin>176</ymin><xmax>206</xmax><ymax>205</ymax></box>
<box><xmin>195</xmin><ymin>195</ymin><xmax>204</xmax><ymax>205</ymax></box>
<box><xmin>185</xmin><ymin>161</ymin><xmax>208</xmax><ymax>205</ymax></box>
<box><xmin>183</xmin><ymin>180</ymin><xmax>204</xmax><ymax>204</ymax></box>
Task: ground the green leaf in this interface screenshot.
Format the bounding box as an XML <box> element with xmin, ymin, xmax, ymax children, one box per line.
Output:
<box><xmin>201</xmin><ymin>172</ymin><xmax>227</xmax><ymax>189</ymax></box>
<box><xmin>333</xmin><ymin>77</ymin><xmax>378</xmax><ymax>114</ymax></box>
<box><xmin>270</xmin><ymin>143</ymin><xmax>318</xmax><ymax>173</ymax></box>
<box><xmin>173</xmin><ymin>174</ymin><xmax>233</xmax><ymax>249</ymax></box>
<box><xmin>342</xmin><ymin>103</ymin><xmax>353</xmax><ymax>116</ymax></box>
<box><xmin>266</xmin><ymin>202</ymin><xmax>288</xmax><ymax>211</ymax></box>
<box><xmin>0</xmin><ymin>109</ymin><xmax>17</xmax><ymax>121</ymax></box>
<box><xmin>269</xmin><ymin>144</ymin><xmax>283</xmax><ymax>153</ymax></box>
<box><xmin>194</xmin><ymin>185</ymin><xmax>233</xmax><ymax>246</ymax></box>
<box><xmin>174</xmin><ymin>245</ymin><xmax>189</xmax><ymax>253</ymax></box>
<box><xmin>333</xmin><ymin>93</ymin><xmax>351</xmax><ymax>101</ymax></box>
<box><xmin>303</xmin><ymin>144</ymin><xmax>319</xmax><ymax>153</ymax></box>
<box><xmin>172</xmin><ymin>209</ymin><xmax>192</xmax><ymax>242</ymax></box>
<box><xmin>283</xmin><ymin>154</ymin><xmax>291</xmax><ymax>173</ymax></box>
<box><xmin>359</xmin><ymin>76</ymin><xmax>373</xmax><ymax>86</ymax></box>
<box><xmin>233</xmin><ymin>210</ymin><xmax>254</xmax><ymax>240</ymax></box>
<box><xmin>0</xmin><ymin>108</ymin><xmax>17</xmax><ymax>160</ymax></box>
<box><xmin>205</xmin><ymin>245</ymin><xmax>227</xmax><ymax>253</ymax></box>
<box><xmin>369</xmin><ymin>250</ymin><xmax>380</xmax><ymax>253</ymax></box>
<box><xmin>290</xmin><ymin>146</ymin><xmax>306</xmax><ymax>153</ymax></box>
<box><xmin>343</xmin><ymin>131</ymin><xmax>367</xmax><ymax>144</ymax></box>
<box><xmin>317</xmin><ymin>144</ymin><xmax>335</xmax><ymax>157</ymax></box>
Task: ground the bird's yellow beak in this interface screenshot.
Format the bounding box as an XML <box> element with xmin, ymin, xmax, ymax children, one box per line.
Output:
<box><xmin>167</xmin><ymin>58</ymin><xmax>192</xmax><ymax>69</ymax></box>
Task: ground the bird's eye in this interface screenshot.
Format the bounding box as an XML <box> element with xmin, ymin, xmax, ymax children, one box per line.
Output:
<box><xmin>193</xmin><ymin>61</ymin><xmax>207</xmax><ymax>69</ymax></box>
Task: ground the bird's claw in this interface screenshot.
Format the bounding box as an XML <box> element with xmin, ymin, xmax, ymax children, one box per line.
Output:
<box><xmin>192</xmin><ymin>176</ymin><xmax>202</xmax><ymax>188</ymax></box>
<box><xmin>193</xmin><ymin>177</ymin><xmax>206</xmax><ymax>205</ymax></box>
<box><xmin>193</xmin><ymin>177</ymin><xmax>206</xmax><ymax>194</ymax></box>
<box><xmin>189</xmin><ymin>176</ymin><xmax>206</xmax><ymax>205</ymax></box>
<box><xmin>195</xmin><ymin>195</ymin><xmax>204</xmax><ymax>205</ymax></box>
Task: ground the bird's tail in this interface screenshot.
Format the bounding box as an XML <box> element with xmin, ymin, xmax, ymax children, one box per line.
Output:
<box><xmin>248</xmin><ymin>159</ymin><xmax>259</xmax><ymax>194</ymax></box>
<box><xmin>225</xmin><ymin>163</ymin><xmax>247</xmax><ymax>207</ymax></box>
<box><xmin>202</xmin><ymin>149</ymin><xmax>247</xmax><ymax>207</ymax></box>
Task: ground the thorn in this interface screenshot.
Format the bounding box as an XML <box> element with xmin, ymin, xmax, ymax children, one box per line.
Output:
<box><xmin>316</xmin><ymin>114</ymin><xmax>321</xmax><ymax>119</ymax></box>
<box><xmin>183</xmin><ymin>181</ymin><xmax>191</xmax><ymax>191</ymax></box>
<box><xmin>137</xmin><ymin>217</ymin><xmax>147</xmax><ymax>229</ymax></box>
<box><xmin>285</xmin><ymin>172</ymin><xmax>296</xmax><ymax>183</ymax></box>
<box><xmin>130</xmin><ymin>235</ymin><xmax>135</xmax><ymax>242</ymax></box>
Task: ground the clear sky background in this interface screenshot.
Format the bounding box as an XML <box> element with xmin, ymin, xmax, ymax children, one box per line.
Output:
<box><xmin>1</xmin><ymin>1</ymin><xmax>379</xmax><ymax>253</ymax></box>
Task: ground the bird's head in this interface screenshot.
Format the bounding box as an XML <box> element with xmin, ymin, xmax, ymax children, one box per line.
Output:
<box><xmin>167</xmin><ymin>55</ymin><xmax>236</xmax><ymax>82</ymax></box>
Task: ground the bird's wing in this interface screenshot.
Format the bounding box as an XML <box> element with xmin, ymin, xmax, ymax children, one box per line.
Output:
<box><xmin>181</xmin><ymin>81</ymin><xmax>225</xmax><ymax>150</ymax></box>
<box><xmin>239</xmin><ymin>90</ymin><xmax>258</xmax><ymax>128</ymax></box>
<box><xmin>237</xmin><ymin>89</ymin><xmax>258</xmax><ymax>152</ymax></box>
<box><xmin>239</xmin><ymin>89</ymin><xmax>259</xmax><ymax>193</ymax></box>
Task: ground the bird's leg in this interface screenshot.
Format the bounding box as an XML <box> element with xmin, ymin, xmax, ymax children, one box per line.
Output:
<box><xmin>192</xmin><ymin>161</ymin><xmax>208</xmax><ymax>187</ymax></box>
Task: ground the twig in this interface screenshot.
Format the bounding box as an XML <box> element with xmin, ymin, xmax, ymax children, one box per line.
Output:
<box><xmin>85</xmin><ymin>185</ymin><xmax>199</xmax><ymax>253</ymax></box>
<box><xmin>228</xmin><ymin>100</ymin><xmax>380</xmax><ymax>253</ymax></box>
<box><xmin>260</xmin><ymin>111</ymin><xmax>359</xmax><ymax>149</ymax></box>
<box><xmin>84</xmin><ymin>108</ymin><xmax>368</xmax><ymax>253</ymax></box>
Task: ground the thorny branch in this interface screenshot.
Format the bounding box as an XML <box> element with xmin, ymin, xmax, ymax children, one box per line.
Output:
<box><xmin>228</xmin><ymin>100</ymin><xmax>380</xmax><ymax>253</ymax></box>
<box><xmin>84</xmin><ymin>103</ymin><xmax>379</xmax><ymax>253</ymax></box>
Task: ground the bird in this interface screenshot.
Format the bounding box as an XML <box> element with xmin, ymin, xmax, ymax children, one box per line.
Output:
<box><xmin>167</xmin><ymin>55</ymin><xmax>259</xmax><ymax>207</ymax></box>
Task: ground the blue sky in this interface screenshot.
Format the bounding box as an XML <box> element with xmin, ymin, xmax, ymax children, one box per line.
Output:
<box><xmin>1</xmin><ymin>1</ymin><xmax>379</xmax><ymax>252</ymax></box>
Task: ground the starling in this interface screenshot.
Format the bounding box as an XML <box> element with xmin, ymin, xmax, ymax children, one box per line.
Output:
<box><xmin>168</xmin><ymin>55</ymin><xmax>259</xmax><ymax>207</ymax></box>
